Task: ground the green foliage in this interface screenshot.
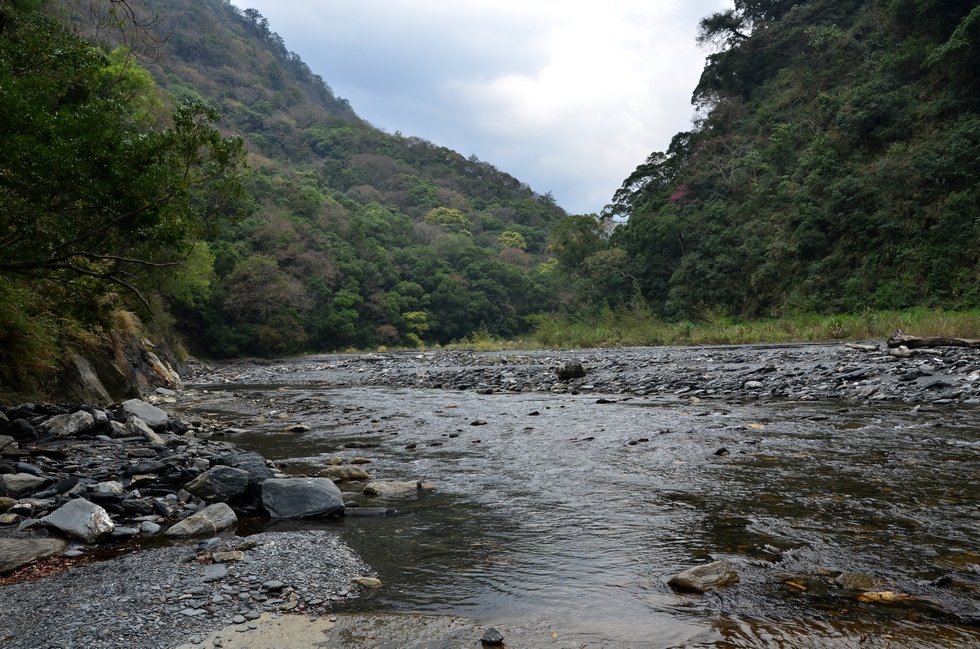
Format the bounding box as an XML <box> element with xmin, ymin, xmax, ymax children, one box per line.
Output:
<box><xmin>583</xmin><ymin>0</ymin><xmax>980</xmax><ymax>321</ymax></box>
<box><xmin>497</xmin><ymin>231</ymin><xmax>527</xmax><ymax>250</ymax></box>
<box><xmin>0</xmin><ymin>9</ymin><xmax>245</xmax><ymax>311</ymax></box>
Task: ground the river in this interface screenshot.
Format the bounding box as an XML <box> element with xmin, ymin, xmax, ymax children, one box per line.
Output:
<box><xmin>172</xmin><ymin>348</ymin><xmax>980</xmax><ymax>648</ymax></box>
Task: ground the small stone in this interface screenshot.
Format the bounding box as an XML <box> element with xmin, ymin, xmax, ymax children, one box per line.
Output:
<box><xmin>203</xmin><ymin>563</ymin><xmax>228</xmax><ymax>582</ymax></box>
<box><xmin>212</xmin><ymin>550</ymin><xmax>245</xmax><ymax>563</ymax></box>
<box><xmin>180</xmin><ymin>608</ymin><xmax>207</xmax><ymax>616</ymax></box>
<box><xmin>140</xmin><ymin>520</ymin><xmax>161</xmax><ymax>534</ymax></box>
<box><xmin>470</xmin><ymin>420</ymin><xmax>487</xmax><ymax>426</ymax></box>
<box><xmin>351</xmin><ymin>576</ymin><xmax>381</xmax><ymax>589</ymax></box>
<box><xmin>262</xmin><ymin>580</ymin><xmax>285</xmax><ymax>591</ymax></box>
<box><xmin>668</xmin><ymin>561</ymin><xmax>740</xmax><ymax>593</ymax></box>
<box><xmin>232</xmin><ymin>615</ymin><xmax>246</xmax><ymax>624</ymax></box>
<box><xmin>481</xmin><ymin>627</ymin><xmax>505</xmax><ymax>646</ymax></box>
<box><xmin>835</xmin><ymin>572</ymin><xmax>879</xmax><ymax>591</ymax></box>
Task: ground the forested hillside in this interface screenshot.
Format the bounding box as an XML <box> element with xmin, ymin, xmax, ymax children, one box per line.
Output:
<box><xmin>559</xmin><ymin>0</ymin><xmax>980</xmax><ymax>319</ymax></box>
<box><xmin>133</xmin><ymin>0</ymin><xmax>568</xmax><ymax>356</ymax></box>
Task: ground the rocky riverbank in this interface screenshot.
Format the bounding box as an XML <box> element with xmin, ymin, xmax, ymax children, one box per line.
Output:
<box><xmin>186</xmin><ymin>341</ymin><xmax>980</xmax><ymax>405</ymax></box>
<box><xmin>0</xmin><ymin>397</ymin><xmax>377</xmax><ymax>649</ymax></box>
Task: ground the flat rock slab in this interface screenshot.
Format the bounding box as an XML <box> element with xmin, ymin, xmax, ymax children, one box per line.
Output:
<box><xmin>1</xmin><ymin>473</ymin><xmax>47</xmax><ymax>497</ymax></box>
<box><xmin>668</xmin><ymin>560</ymin><xmax>740</xmax><ymax>593</ymax></box>
<box><xmin>120</xmin><ymin>399</ymin><xmax>169</xmax><ymax>430</ymax></box>
<box><xmin>0</xmin><ymin>538</ymin><xmax>67</xmax><ymax>574</ymax></box>
<box><xmin>261</xmin><ymin>478</ymin><xmax>344</xmax><ymax>519</ymax></box>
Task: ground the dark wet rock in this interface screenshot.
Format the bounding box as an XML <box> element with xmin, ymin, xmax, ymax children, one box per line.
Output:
<box><xmin>40</xmin><ymin>497</ymin><xmax>114</xmax><ymax>543</ymax></box>
<box><xmin>0</xmin><ymin>419</ymin><xmax>38</xmax><ymax>442</ymax></box>
<box><xmin>0</xmin><ymin>538</ymin><xmax>67</xmax><ymax>574</ymax></box>
<box><xmin>165</xmin><ymin>502</ymin><xmax>237</xmax><ymax>537</ymax></box>
<box><xmin>481</xmin><ymin>627</ymin><xmax>505</xmax><ymax>646</ymax></box>
<box><xmin>184</xmin><ymin>465</ymin><xmax>250</xmax><ymax>503</ymax></box>
<box><xmin>343</xmin><ymin>506</ymin><xmax>394</xmax><ymax>517</ymax></box>
<box><xmin>668</xmin><ymin>560</ymin><xmax>740</xmax><ymax>593</ymax></box>
<box><xmin>13</xmin><ymin>462</ymin><xmax>43</xmax><ymax>477</ymax></box>
<box><xmin>261</xmin><ymin>477</ymin><xmax>344</xmax><ymax>519</ymax></box>
<box><xmin>556</xmin><ymin>361</ymin><xmax>587</xmax><ymax>380</ymax></box>
<box><xmin>120</xmin><ymin>399</ymin><xmax>170</xmax><ymax>430</ymax></box>
<box><xmin>714</xmin><ymin>447</ymin><xmax>730</xmax><ymax>456</ymax></box>
<box><xmin>214</xmin><ymin>451</ymin><xmax>275</xmax><ymax>483</ymax></box>
<box><xmin>470</xmin><ymin>420</ymin><xmax>488</xmax><ymax>426</ymax></box>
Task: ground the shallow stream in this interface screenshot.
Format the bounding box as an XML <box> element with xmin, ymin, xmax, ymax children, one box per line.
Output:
<box><xmin>176</xmin><ymin>382</ymin><xmax>980</xmax><ymax>648</ymax></box>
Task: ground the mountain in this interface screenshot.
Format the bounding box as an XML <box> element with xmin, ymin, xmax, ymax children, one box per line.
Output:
<box><xmin>124</xmin><ymin>0</ymin><xmax>569</xmax><ymax>355</ymax></box>
<box><xmin>565</xmin><ymin>0</ymin><xmax>980</xmax><ymax>319</ymax></box>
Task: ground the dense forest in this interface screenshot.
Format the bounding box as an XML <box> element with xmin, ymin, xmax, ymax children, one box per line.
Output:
<box><xmin>134</xmin><ymin>0</ymin><xmax>569</xmax><ymax>356</ymax></box>
<box><xmin>0</xmin><ymin>0</ymin><xmax>567</xmax><ymax>394</ymax></box>
<box><xmin>557</xmin><ymin>0</ymin><xmax>980</xmax><ymax>319</ymax></box>
<box><xmin>3</xmin><ymin>0</ymin><xmax>980</xmax><ymax>397</ymax></box>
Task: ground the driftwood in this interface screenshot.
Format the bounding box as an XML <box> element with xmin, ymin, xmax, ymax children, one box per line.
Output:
<box><xmin>887</xmin><ymin>330</ymin><xmax>980</xmax><ymax>349</ymax></box>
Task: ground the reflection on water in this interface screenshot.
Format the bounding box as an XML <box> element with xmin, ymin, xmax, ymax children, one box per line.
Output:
<box><xmin>176</xmin><ymin>385</ymin><xmax>980</xmax><ymax>648</ymax></box>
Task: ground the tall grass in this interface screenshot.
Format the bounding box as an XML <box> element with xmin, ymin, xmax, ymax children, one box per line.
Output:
<box><xmin>527</xmin><ymin>307</ymin><xmax>980</xmax><ymax>350</ymax></box>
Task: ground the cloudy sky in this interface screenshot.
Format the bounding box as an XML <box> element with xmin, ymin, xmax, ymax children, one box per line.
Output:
<box><xmin>233</xmin><ymin>0</ymin><xmax>732</xmax><ymax>214</ymax></box>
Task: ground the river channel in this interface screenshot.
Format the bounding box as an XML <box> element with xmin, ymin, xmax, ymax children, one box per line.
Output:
<box><xmin>173</xmin><ymin>352</ymin><xmax>980</xmax><ymax>648</ymax></box>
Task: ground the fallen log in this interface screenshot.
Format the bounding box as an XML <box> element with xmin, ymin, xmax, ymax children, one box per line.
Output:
<box><xmin>888</xmin><ymin>331</ymin><xmax>980</xmax><ymax>349</ymax></box>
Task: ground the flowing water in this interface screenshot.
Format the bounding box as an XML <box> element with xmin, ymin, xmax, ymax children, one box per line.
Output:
<box><xmin>176</xmin><ymin>382</ymin><xmax>980</xmax><ymax>648</ymax></box>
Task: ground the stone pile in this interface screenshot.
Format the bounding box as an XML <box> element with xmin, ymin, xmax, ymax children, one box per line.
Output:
<box><xmin>0</xmin><ymin>396</ymin><xmax>351</xmax><ymax>574</ymax></box>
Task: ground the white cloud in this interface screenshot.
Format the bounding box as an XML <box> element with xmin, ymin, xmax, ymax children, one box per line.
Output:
<box><xmin>234</xmin><ymin>0</ymin><xmax>732</xmax><ymax>213</ymax></box>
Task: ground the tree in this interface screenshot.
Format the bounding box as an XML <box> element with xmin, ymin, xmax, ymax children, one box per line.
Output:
<box><xmin>497</xmin><ymin>231</ymin><xmax>527</xmax><ymax>250</ymax></box>
<box><xmin>423</xmin><ymin>207</ymin><xmax>471</xmax><ymax>234</ymax></box>
<box><xmin>0</xmin><ymin>9</ymin><xmax>245</xmax><ymax>310</ymax></box>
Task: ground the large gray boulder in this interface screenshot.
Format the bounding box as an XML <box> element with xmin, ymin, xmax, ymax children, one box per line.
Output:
<box><xmin>261</xmin><ymin>478</ymin><xmax>344</xmax><ymax>519</ymax></box>
<box><xmin>165</xmin><ymin>503</ymin><xmax>237</xmax><ymax>538</ymax></box>
<box><xmin>120</xmin><ymin>399</ymin><xmax>169</xmax><ymax>430</ymax></box>
<box><xmin>41</xmin><ymin>498</ymin><xmax>114</xmax><ymax>543</ymax></box>
<box><xmin>668</xmin><ymin>561</ymin><xmax>740</xmax><ymax>593</ymax></box>
<box><xmin>0</xmin><ymin>538</ymin><xmax>67</xmax><ymax>574</ymax></box>
<box><xmin>184</xmin><ymin>466</ymin><xmax>250</xmax><ymax>503</ymax></box>
<box><xmin>1</xmin><ymin>473</ymin><xmax>47</xmax><ymax>497</ymax></box>
<box><xmin>40</xmin><ymin>411</ymin><xmax>95</xmax><ymax>437</ymax></box>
